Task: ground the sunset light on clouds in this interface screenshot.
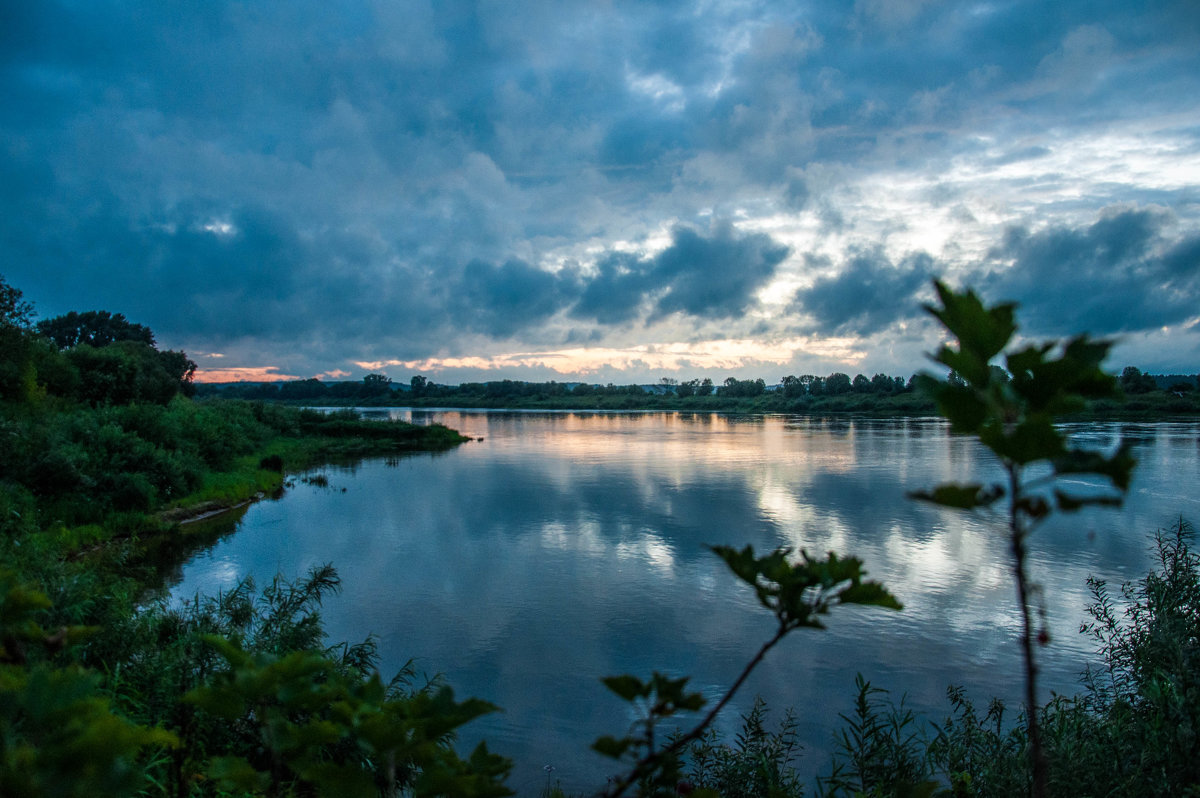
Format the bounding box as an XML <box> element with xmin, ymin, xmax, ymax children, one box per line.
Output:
<box><xmin>354</xmin><ymin>335</ymin><xmax>866</xmax><ymax>381</ymax></box>
<box><xmin>3</xmin><ymin>1</ymin><xmax>1198</xmax><ymax>384</ymax></box>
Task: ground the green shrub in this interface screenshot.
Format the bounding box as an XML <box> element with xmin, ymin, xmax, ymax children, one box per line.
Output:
<box><xmin>816</xmin><ymin>519</ymin><xmax>1200</xmax><ymax>797</ymax></box>
<box><xmin>819</xmin><ymin>675</ymin><xmax>935</xmax><ymax>798</ymax></box>
<box><xmin>685</xmin><ymin>697</ymin><xmax>805</xmax><ymax>798</ymax></box>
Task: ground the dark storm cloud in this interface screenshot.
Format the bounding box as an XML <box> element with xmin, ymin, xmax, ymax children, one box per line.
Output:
<box><xmin>571</xmin><ymin>252</ymin><xmax>650</xmax><ymax>325</ymax></box>
<box><xmin>784</xmin><ymin>176</ymin><xmax>810</xmax><ymax>210</ymax></box>
<box><xmin>978</xmin><ymin>207</ymin><xmax>1200</xmax><ymax>336</ymax></box>
<box><xmin>570</xmin><ymin>224</ymin><xmax>790</xmax><ymax>324</ymax></box>
<box><xmin>650</xmin><ymin>225</ymin><xmax>790</xmax><ymax>318</ymax></box>
<box><xmin>1</xmin><ymin>0</ymin><xmax>1199</xmax><ymax>377</ymax></box>
<box><xmin>452</xmin><ymin>258</ymin><xmax>571</xmax><ymax>338</ymax></box>
<box><xmin>793</xmin><ymin>249</ymin><xmax>934</xmax><ymax>335</ymax></box>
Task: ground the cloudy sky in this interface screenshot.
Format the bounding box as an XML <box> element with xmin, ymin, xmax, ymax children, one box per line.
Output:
<box><xmin>3</xmin><ymin>1</ymin><xmax>1198</xmax><ymax>384</ymax></box>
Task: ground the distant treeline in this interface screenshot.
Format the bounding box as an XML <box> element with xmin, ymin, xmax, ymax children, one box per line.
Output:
<box><xmin>197</xmin><ymin>366</ymin><xmax>1200</xmax><ymax>404</ymax></box>
<box><xmin>198</xmin><ymin>372</ymin><xmax>913</xmax><ymax>399</ymax></box>
<box><xmin>197</xmin><ymin>371</ymin><xmax>920</xmax><ymax>403</ymax></box>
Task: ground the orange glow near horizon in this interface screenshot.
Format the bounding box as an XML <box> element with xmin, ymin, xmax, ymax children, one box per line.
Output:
<box><xmin>196</xmin><ymin>336</ymin><xmax>871</xmax><ymax>384</ymax></box>
<box><xmin>354</xmin><ymin>336</ymin><xmax>866</xmax><ymax>376</ymax></box>
<box><xmin>193</xmin><ymin>366</ymin><xmax>304</xmax><ymax>383</ymax></box>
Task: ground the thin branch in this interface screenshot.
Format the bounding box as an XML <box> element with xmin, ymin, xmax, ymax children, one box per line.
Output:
<box><xmin>598</xmin><ymin>622</ymin><xmax>791</xmax><ymax>798</ymax></box>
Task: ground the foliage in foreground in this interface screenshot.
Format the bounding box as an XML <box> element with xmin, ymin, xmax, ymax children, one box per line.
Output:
<box><xmin>913</xmin><ymin>280</ymin><xmax>1135</xmax><ymax>796</ymax></box>
<box><xmin>814</xmin><ymin>518</ymin><xmax>1200</xmax><ymax>798</ymax></box>
<box><xmin>611</xmin><ymin>519</ymin><xmax>1196</xmax><ymax>798</ymax></box>
<box><xmin>4</xmin><ymin>270</ymin><xmax>1197</xmax><ymax>796</ymax></box>
<box><xmin>2</xmin><ymin>562</ymin><xmax>513</xmax><ymax>797</ymax></box>
<box><xmin>590</xmin><ymin>547</ymin><xmax>900</xmax><ymax>797</ymax></box>
<box><xmin>683</xmin><ymin>697</ymin><xmax>805</xmax><ymax>798</ymax></box>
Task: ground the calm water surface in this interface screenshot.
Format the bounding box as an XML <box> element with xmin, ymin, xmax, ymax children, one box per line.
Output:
<box><xmin>167</xmin><ymin>411</ymin><xmax>1200</xmax><ymax>794</ymax></box>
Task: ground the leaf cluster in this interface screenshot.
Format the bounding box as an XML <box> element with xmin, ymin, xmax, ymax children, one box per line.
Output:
<box><xmin>188</xmin><ymin>636</ymin><xmax>509</xmax><ymax>798</ymax></box>
<box><xmin>809</xmin><ymin>518</ymin><xmax>1200</xmax><ymax>797</ymax></box>
<box><xmin>592</xmin><ymin>672</ymin><xmax>708</xmax><ymax>796</ymax></box>
<box><xmin>0</xmin><ymin>569</ymin><xmax>176</xmax><ymax>797</ymax></box>
<box><xmin>820</xmin><ymin>674</ymin><xmax>937</xmax><ymax>798</ymax></box>
<box><xmin>684</xmin><ymin>697</ymin><xmax>805</xmax><ymax>798</ymax></box>
<box><xmin>594</xmin><ymin>548</ymin><xmax>900</xmax><ymax>797</ymax></box>
<box><xmin>913</xmin><ymin>280</ymin><xmax>1134</xmax><ymax>519</ymax></box>
<box><xmin>1</xmin><ymin>557</ymin><xmax>514</xmax><ymax>797</ymax></box>
<box><xmin>711</xmin><ymin>546</ymin><xmax>902</xmax><ymax>632</ymax></box>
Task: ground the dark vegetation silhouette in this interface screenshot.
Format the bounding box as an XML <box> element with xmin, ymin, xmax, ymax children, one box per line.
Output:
<box><xmin>1</xmin><ymin>271</ymin><xmax>1198</xmax><ymax>796</ymax></box>
<box><xmin>36</xmin><ymin>310</ymin><xmax>156</xmax><ymax>350</ymax></box>
<box><xmin>911</xmin><ymin>281</ymin><xmax>1134</xmax><ymax>798</ymax></box>
<box><xmin>197</xmin><ymin>366</ymin><xmax>1200</xmax><ymax>418</ymax></box>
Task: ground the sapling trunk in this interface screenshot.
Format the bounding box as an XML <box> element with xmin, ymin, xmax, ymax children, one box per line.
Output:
<box><xmin>1008</xmin><ymin>463</ymin><xmax>1047</xmax><ymax>798</ymax></box>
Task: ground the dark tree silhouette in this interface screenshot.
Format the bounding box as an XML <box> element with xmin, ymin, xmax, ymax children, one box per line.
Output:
<box><xmin>37</xmin><ymin>310</ymin><xmax>156</xmax><ymax>350</ymax></box>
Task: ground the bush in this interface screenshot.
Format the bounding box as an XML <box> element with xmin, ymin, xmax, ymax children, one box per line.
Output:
<box><xmin>685</xmin><ymin>697</ymin><xmax>805</xmax><ymax>798</ymax></box>
<box><xmin>818</xmin><ymin>519</ymin><xmax>1200</xmax><ymax>797</ymax></box>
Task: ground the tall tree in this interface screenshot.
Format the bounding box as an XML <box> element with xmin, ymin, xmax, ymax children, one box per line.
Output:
<box><xmin>0</xmin><ymin>275</ymin><xmax>39</xmax><ymax>401</ymax></box>
<box><xmin>37</xmin><ymin>310</ymin><xmax>155</xmax><ymax>350</ymax></box>
<box><xmin>825</xmin><ymin>372</ymin><xmax>851</xmax><ymax>395</ymax></box>
<box><xmin>0</xmin><ymin>274</ymin><xmax>34</xmax><ymax>330</ymax></box>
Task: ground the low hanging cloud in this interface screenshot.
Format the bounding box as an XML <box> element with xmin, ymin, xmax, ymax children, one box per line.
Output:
<box><xmin>428</xmin><ymin>222</ymin><xmax>792</xmax><ymax>343</ymax></box>
<box><xmin>452</xmin><ymin>258</ymin><xmax>571</xmax><ymax>338</ymax></box>
<box><xmin>570</xmin><ymin>223</ymin><xmax>790</xmax><ymax>324</ymax></box>
<box><xmin>791</xmin><ymin>248</ymin><xmax>934</xmax><ymax>335</ymax></box>
<box><xmin>978</xmin><ymin>206</ymin><xmax>1200</xmax><ymax>337</ymax></box>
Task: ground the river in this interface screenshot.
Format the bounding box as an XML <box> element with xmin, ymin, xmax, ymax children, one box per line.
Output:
<box><xmin>167</xmin><ymin>411</ymin><xmax>1200</xmax><ymax>794</ymax></box>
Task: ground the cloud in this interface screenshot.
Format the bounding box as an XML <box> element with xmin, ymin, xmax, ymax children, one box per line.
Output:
<box><xmin>1033</xmin><ymin>24</ymin><xmax>1118</xmax><ymax>91</ymax></box>
<box><xmin>452</xmin><ymin>258</ymin><xmax>572</xmax><ymax>338</ymax></box>
<box><xmin>571</xmin><ymin>252</ymin><xmax>652</xmax><ymax>325</ymax></box>
<box><xmin>571</xmin><ymin>223</ymin><xmax>790</xmax><ymax>324</ymax></box>
<box><xmin>651</xmin><ymin>224</ymin><xmax>791</xmax><ymax>318</ymax></box>
<box><xmin>355</xmin><ymin>336</ymin><xmax>859</xmax><ymax>380</ymax></box>
<box><xmin>792</xmin><ymin>248</ymin><xmax>934</xmax><ymax>335</ymax></box>
<box><xmin>2</xmin><ymin>0</ymin><xmax>1199</xmax><ymax>380</ymax></box>
<box><xmin>194</xmin><ymin>366</ymin><xmax>303</xmax><ymax>383</ymax></box>
<box><xmin>978</xmin><ymin>206</ymin><xmax>1200</xmax><ymax>336</ymax></box>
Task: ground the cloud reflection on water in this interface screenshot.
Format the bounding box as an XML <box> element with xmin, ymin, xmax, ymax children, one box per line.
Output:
<box><xmin>170</xmin><ymin>412</ymin><xmax>1199</xmax><ymax>792</ymax></box>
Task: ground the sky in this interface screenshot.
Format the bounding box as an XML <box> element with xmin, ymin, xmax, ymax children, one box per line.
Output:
<box><xmin>2</xmin><ymin>1</ymin><xmax>1199</xmax><ymax>385</ymax></box>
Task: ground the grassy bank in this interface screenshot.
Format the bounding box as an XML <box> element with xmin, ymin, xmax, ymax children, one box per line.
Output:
<box><xmin>0</xmin><ymin>395</ymin><xmax>507</xmax><ymax>797</ymax></box>
<box><xmin>1</xmin><ymin>398</ymin><xmax>469</xmax><ymax>557</ymax></box>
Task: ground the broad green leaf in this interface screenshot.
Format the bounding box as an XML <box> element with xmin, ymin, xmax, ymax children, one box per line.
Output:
<box><xmin>709</xmin><ymin>544</ymin><xmax>759</xmax><ymax>586</ymax></box>
<box><xmin>1054</xmin><ymin>490</ymin><xmax>1124</xmax><ymax>513</ymax></box>
<box><xmin>924</xmin><ymin>280</ymin><xmax>1016</xmax><ymax>364</ymax></box>
<box><xmin>646</xmin><ymin>672</ymin><xmax>705</xmax><ymax>713</ymax></box>
<box><xmin>206</xmin><ymin>755</ymin><xmax>268</xmax><ymax>792</ymax></box>
<box><xmin>303</xmin><ymin>762</ymin><xmax>378</xmax><ymax>798</ymax></box>
<box><xmin>926</xmin><ymin>381</ymin><xmax>990</xmax><ymax>433</ymax></box>
<box><xmin>1007</xmin><ymin>336</ymin><xmax>1117</xmax><ymax>414</ymax></box>
<box><xmin>184</xmin><ymin>684</ymin><xmax>246</xmax><ymax>719</ymax></box>
<box><xmin>984</xmin><ymin>414</ymin><xmax>1064</xmax><ymax>465</ymax></box>
<box><xmin>601</xmin><ymin>674</ymin><xmax>647</xmax><ymax>702</ymax></box>
<box><xmin>592</xmin><ymin>734</ymin><xmax>634</xmax><ymax>759</ymax></box>
<box><xmin>1015</xmin><ymin>495</ymin><xmax>1051</xmax><ymax>520</ymax></box>
<box><xmin>1053</xmin><ymin>444</ymin><xmax>1136</xmax><ymax>491</ymax></box>
<box><xmin>838</xmin><ymin>581</ymin><xmax>904</xmax><ymax>611</ymax></box>
<box><xmin>466</xmin><ymin>741</ymin><xmax>514</xmax><ymax>783</ymax></box>
<box><xmin>909</xmin><ymin>483</ymin><xmax>1004</xmax><ymax>510</ymax></box>
<box><xmin>1006</xmin><ymin>341</ymin><xmax>1052</xmax><ymax>375</ymax></box>
<box><xmin>934</xmin><ymin>344</ymin><xmax>991</xmax><ymax>387</ymax></box>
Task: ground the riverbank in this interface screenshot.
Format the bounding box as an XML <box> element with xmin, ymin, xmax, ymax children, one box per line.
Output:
<box><xmin>1</xmin><ymin>399</ymin><xmax>471</xmax><ymax>559</ymax></box>
<box><xmin>158</xmin><ymin>408</ymin><xmax>472</xmax><ymax>525</ymax></box>
<box><xmin>244</xmin><ymin>390</ymin><xmax>1200</xmax><ymax>419</ymax></box>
